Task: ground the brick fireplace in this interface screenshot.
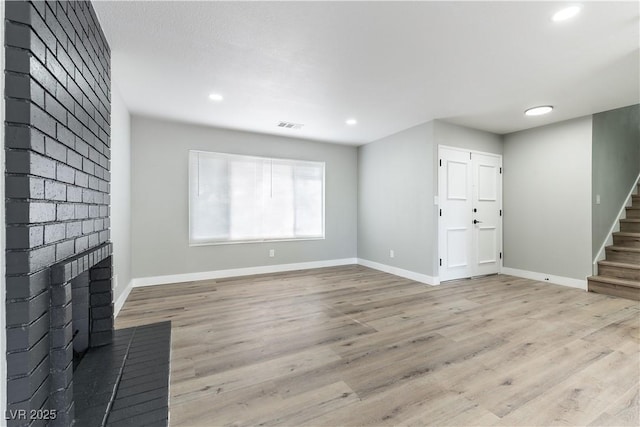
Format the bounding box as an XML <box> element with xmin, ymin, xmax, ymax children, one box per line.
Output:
<box><xmin>4</xmin><ymin>1</ymin><xmax>113</xmax><ymax>425</ymax></box>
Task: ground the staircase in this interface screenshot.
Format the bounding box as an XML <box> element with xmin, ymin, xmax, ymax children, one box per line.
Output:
<box><xmin>588</xmin><ymin>192</ymin><xmax>640</xmax><ymax>301</ymax></box>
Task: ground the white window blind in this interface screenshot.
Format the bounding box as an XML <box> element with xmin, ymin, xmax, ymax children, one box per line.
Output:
<box><xmin>189</xmin><ymin>151</ymin><xmax>325</xmax><ymax>244</ymax></box>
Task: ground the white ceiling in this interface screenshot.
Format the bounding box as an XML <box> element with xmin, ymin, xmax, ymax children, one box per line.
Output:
<box><xmin>93</xmin><ymin>1</ymin><xmax>640</xmax><ymax>145</ymax></box>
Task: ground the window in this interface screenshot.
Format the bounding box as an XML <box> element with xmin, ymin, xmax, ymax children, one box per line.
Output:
<box><xmin>189</xmin><ymin>151</ymin><xmax>325</xmax><ymax>245</ymax></box>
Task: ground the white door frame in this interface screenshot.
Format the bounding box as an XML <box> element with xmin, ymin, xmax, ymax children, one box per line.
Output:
<box><xmin>438</xmin><ymin>145</ymin><xmax>503</xmax><ymax>281</ymax></box>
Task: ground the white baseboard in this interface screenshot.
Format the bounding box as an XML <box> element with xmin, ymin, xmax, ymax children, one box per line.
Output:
<box><xmin>357</xmin><ymin>258</ymin><xmax>439</xmax><ymax>286</ymax></box>
<box><xmin>131</xmin><ymin>258</ymin><xmax>358</xmax><ymax>288</ymax></box>
<box><xmin>114</xmin><ymin>279</ymin><xmax>133</xmax><ymax>317</ymax></box>
<box><xmin>502</xmin><ymin>267</ymin><xmax>587</xmax><ymax>290</ymax></box>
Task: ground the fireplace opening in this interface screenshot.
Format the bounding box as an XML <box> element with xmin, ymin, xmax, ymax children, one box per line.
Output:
<box><xmin>71</xmin><ymin>271</ymin><xmax>90</xmax><ymax>370</ymax></box>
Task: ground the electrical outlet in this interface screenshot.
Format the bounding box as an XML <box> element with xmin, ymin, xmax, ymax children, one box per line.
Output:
<box><xmin>390</xmin><ymin>249</ymin><xmax>395</xmax><ymax>258</ymax></box>
<box><xmin>269</xmin><ymin>249</ymin><xmax>275</xmax><ymax>257</ymax></box>
<box><xmin>596</xmin><ymin>194</ymin><xmax>601</xmax><ymax>205</ymax></box>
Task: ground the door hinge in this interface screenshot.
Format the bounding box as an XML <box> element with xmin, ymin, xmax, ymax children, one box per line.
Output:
<box><xmin>500</xmin><ymin>209</ymin><xmax>502</xmax><ymax>216</ymax></box>
<box><xmin>470</xmin><ymin>152</ymin><xmax>472</xmax><ymax>160</ymax></box>
<box><xmin>439</xmin><ymin>209</ymin><xmax>442</xmax><ymax>217</ymax></box>
<box><xmin>500</xmin><ymin>167</ymin><xmax>502</xmax><ymax>174</ymax></box>
<box><xmin>500</xmin><ymin>252</ymin><xmax>502</xmax><ymax>259</ymax></box>
<box><xmin>439</xmin><ymin>159</ymin><xmax>442</xmax><ymax>167</ymax></box>
<box><xmin>439</xmin><ymin>258</ymin><xmax>442</xmax><ymax>266</ymax></box>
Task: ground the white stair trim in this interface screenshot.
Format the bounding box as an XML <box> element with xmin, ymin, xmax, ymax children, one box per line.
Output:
<box><xmin>593</xmin><ymin>172</ymin><xmax>640</xmax><ymax>275</ymax></box>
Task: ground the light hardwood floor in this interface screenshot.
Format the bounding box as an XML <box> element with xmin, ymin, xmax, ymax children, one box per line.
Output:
<box><xmin>116</xmin><ymin>265</ymin><xmax>640</xmax><ymax>426</ymax></box>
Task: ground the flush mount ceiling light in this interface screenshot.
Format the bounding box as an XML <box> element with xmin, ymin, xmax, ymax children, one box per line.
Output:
<box><xmin>346</xmin><ymin>118</ymin><xmax>357</xmax><ymax>126</ymax></box>
<box><xmin>525</xmin><ymin>105</ymin><xmax>554</xmax><ymax>116</ymax></box>
<box><xmin>208</xmin><ymin>93</ymin><xmax>224</xmax><ymax>102</ymax></box>
<box><xmin>552</xmin><ymin>5</ymin><xmax>582</xmax><ymax>22</ymax></box>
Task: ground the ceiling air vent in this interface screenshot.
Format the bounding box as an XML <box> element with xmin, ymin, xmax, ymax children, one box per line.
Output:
<box><xmin>277</xmin><ymin>121</ymin><xmax>304</xmax><ymax>130</ymax></box>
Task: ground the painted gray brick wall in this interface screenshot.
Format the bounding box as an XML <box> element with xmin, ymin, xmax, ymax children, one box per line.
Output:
<box><xmin>4</xmin><ymin>1</ymin><xmax>112</xmax><ymax>425</ymax></box>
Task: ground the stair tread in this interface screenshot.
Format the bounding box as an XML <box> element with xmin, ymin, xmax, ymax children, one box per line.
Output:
<box><xmin>598</xmin><ymin>260</ymin><xmax>640</xmax><ymax>270</ymax></box>
<box><xmin>613</xmin><ymin>231</ymin><xmax>640</xmax><ymax>237</ymax></box>
<box><xmin>620</xmin><ymin>218</ymin><xmax>640</xmax><ymax>223</ymax></box>
<box><xmin>588</xmin><ymin>275</ymin><xmax>640</xmax><ymax>289</ymax></box>
<box><xmin>607</xmin><ymin>245</ymin><xmax>640</xmax><ymax>253</ymax></box>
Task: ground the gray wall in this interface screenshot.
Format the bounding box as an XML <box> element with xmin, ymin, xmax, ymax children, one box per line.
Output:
<box><xmin>503</xmin><ymin>116</ymin><xmax>593</xmax><ymax>280</ymax></box>
<box><xmin>130</xmin><ymin>115</ymin><xmax>358</xmax><ymax>278</ymax></box>
<box><xmin>434</xmin><ymin>120</ymin><xmax>503</xmax><ymax>155</ymax></box>
<box><xmin>111</xmin><ymin>86</ymin><xmax>131</xmax><ymax>300</ymax></box>
<box><xmin>592</xmin><ymin>104</ymin><xmax>640</xmax><ymax>257</ymax></box>
<box><xmin>358</xmin><ymin>122</ymin><xmax>436</xmax><ymax>276</ymax></box>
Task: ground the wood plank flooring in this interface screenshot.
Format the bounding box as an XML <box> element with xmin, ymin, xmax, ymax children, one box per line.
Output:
<box><xmin>116</xmin><ymin>265</ymin><xmax>640</xmax><ymax>426</ymax></box>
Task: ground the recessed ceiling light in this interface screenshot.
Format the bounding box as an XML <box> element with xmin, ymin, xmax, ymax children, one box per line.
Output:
<box><xmin>552</xmin><ymin>5</ymin><xmax>581</xmax><ymax>22</ymax></box>
<box><xmin>525</xmin><ymin>106</ymin><xmax>554</xmax><ymax>116</ymax></box>
<box><xmin>346</xmin><ymin>118</ymin><xmax>357</xmax><ymax>126</ymax></box>
<box><xmin>208</xmin><ymin>93</ymin><xmax>224</xmax><ymax>102</ymax></box>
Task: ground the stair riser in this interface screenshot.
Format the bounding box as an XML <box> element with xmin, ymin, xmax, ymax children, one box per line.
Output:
<box><xmin>620</xmin><ymin>222</ymin><xmax>640</xmax><ymax>233</ymax></box>
<box><xmin>605</xmin><ymin>249</ymin><xmax>640</xmax><ymax>264</ymax></box>
<box><xmin>588</xmin><ymin>281</ymin><xmax>640</xmax><ymax>301</ymax></box>
<box><xmin>598</xmin><ymin>265</ymin><xmax>640</xmax><ymax>281</ymax></box>
<box><xmin>633</xmin><ymin>196</ymin><xmax>640</xmax><ymax>207</ymax></box>
<box><xmin>613</xmin><ymin>235</ymin><xmax>640</xmax><ymax>248</ymax></box>
<box><xmin>625</xmin><ymin>208</ymin><xmax>640</xmax><ymax>219</ymax></box>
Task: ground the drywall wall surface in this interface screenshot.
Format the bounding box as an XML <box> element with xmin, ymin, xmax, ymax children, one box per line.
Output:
<box><xmin>592</xmin><ymin>104</ymin><xmax>640</xmax><ymax>257</ymax></box>
<box><xmin>434</xmin><ymin>120</ymin><xmax>503</xmax><ymax>155</ymax></box>
<box><xmin>111</xmin><ymin>86</ymin><xmax>132</xmax><ymax>301</ymax></box>
<box><xmin>130</xmin><ymin>115</ymin><xmax>357</xmax><ymax>278</ymax></box>
<box><xmin>503</xmin><ymin>116</ymin><xmax>592</xmax><ymax>280</ymax></box>
<box><xmin>358</xmin><ymin>122</ymin><xmax>437</xmax><ymax>276</ymax></box>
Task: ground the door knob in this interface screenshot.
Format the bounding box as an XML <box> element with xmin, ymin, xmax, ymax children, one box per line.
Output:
<box><xmin>473</xmin><ymin>219</ymin><xmax>483</xmax><ymax>224</ymax></box>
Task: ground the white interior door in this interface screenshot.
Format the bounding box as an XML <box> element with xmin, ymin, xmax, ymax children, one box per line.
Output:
<box><xmin>473</xmin><ymin>152</ymin><xmax>502</xmax><ymax>276</ymax></box>
<box><xmin>438</xmin><ymin>148</ymin><xmax>473</xmax><ymax>281</ymax></box>
<box><xmin>439</xmin><ymin>146</ymin><xmax>502</xmax><ymax>281</ymax></box>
